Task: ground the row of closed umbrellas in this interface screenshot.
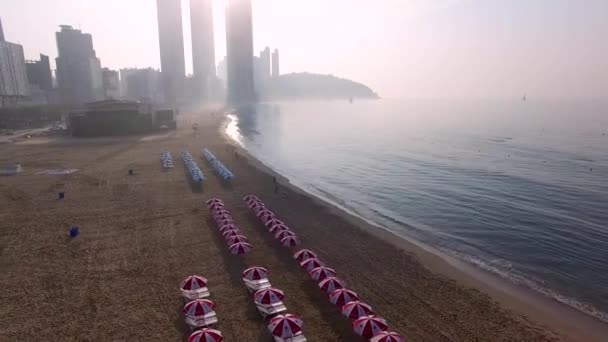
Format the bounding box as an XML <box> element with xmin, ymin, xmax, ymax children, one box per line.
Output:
<box><xmin>203</xmin><ymin>149</ymin><xmax>234</xmax><ymax>181</ymax></box>
<box><xmin>244</xmin><ymin>195</ymin><xmax>301</xmax><ymax>248</ymax></box>
<box><xmin>182</xmin><ymin>151</ymin><xmax>205</xmax><ymax>183</ymax></box>
<box><xmin>180</xmin><ymin>275</ymin><xmax>224</xmax><ymax>342</ymax></box>
<box><xmin>243</xmin><ymin>194</ymin><xmax>405</xmax><ymax>342</ymax></box>
<box><xmin>207</xmin><ymin>198</ymin><xmax>253</xmax><ymax>255</ymax></box>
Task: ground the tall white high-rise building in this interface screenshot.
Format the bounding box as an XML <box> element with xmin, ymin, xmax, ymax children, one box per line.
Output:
<box><xmin>156</xmin><ymin>0</ymin><xmax>186</xmax><ymax>105</ymax></box>
<box><xmin>190</xmin><ymin>0</ymin><xmax>216</xmax><ymax>101</ymax></box>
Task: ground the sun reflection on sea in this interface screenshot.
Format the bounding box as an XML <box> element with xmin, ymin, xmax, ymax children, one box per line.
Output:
<box><xmin>225</xmin><ymin>114</ymin><xmax>244</xmax><ymax>147</ymax></box>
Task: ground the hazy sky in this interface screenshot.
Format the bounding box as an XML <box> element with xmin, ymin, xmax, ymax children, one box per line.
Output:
<box><xmin>1</xmin><ymin>0</ymin><xmax>606</xmax><ymax>98</ymax></box>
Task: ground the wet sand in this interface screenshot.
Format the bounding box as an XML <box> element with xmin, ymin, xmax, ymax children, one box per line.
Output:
<box><xmin>0</xmin><ymin>110</ymin><xmax>605</xmax><ymax>341</ymax></box>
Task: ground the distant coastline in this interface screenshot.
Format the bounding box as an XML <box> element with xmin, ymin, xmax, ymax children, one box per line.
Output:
<box><xmin>258</xmin><ymin>72</ymin><xmax>380</xmax><ymax>100</ymax></box>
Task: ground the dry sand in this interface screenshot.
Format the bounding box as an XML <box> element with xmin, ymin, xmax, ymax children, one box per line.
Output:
<box><xmin>0</xmin><ymin>110</ymin><xmax>605</xmax><ymax>341</ymax></box>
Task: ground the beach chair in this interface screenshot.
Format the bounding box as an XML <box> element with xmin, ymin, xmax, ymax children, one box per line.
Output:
<box><xmin>185</xmin><ymin>311</ymin><xmax>218</xmax><ymax>330</ymax></box>
<box><xmin>181</xmin><ymin>287</ymin><xmax>211</xmax><ymax>301</ymax></box>
<box><xmin>255</xmin><ymin>302</ymin><xmax>287</xmax><ymax>319</ymax></box>
<box><xmin>272</xmin><ymin>334</ymin><xmax>307</xmax><ymax>342</ymax></box>
<box><xmin>243</xmin><ymin>278</ymin><xmax>272</xmax><ymax>294</ymax></box>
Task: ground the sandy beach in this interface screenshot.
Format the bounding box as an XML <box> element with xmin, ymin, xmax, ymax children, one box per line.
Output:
<box><xmin>1</xmin><ymin>109</ymin><xmax>606</xmax><ymax>341</ymax></box>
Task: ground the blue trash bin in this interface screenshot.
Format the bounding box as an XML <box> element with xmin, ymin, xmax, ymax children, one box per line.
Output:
<box><xmin>70</xmin><ymin>226</ymin><xmax>79</xmax><ymax>238</ymax></box>
<box><xmin>58</xmin><ymin>192</ymin><xmax>65</xmax><ymax>199</ymax></box>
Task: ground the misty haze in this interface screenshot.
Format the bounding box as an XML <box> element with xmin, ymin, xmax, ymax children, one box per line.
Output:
<box><xmin>0</xmin><ymin>1</ymin><xmax>607</xmax><ymax>342</ymax></box>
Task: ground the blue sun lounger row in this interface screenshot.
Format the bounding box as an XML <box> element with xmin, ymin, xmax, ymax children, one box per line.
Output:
<box><xmin>161</xmin><ymin>151</ymin><xmax>174</xmax><ymax>168</ymax></box>
<box><xmin>182</xmin><ymin>151</ymin><xmax>205</xmax><ymax>183</ymax></box>
<box><xmin>202</xmin><ymin>148</ymin><xmax>234</xmax><ymax>181</ymax></box>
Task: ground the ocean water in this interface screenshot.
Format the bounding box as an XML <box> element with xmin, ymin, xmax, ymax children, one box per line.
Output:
<box><xmin>226</xmin><ymin>99</ymin><xmax>608</xmax><ymax>322</ymax></box>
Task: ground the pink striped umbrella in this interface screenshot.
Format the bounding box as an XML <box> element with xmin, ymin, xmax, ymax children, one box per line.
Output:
<box><xmin>188</xmin><ymin>328</ymin><xmax>224</xmax><ymax>342</ymax></box>
<box><xmin>243</xmin><ymin>194</ymin><xmax>258</xmax><ymax>202</ymax></box>
<box><xmin>264</xmin><ymin>218</ymin><xmax>284</xmax><ymax>228</ymax></box>
<box><xmin>242</xmin><ymin>266</ymin><xmax>269</xmax><ymax>281</ymax></box>
<box><xmin>318</xmin><ymin>277</ymin><xmax>344</xmax><ymax>293</ymax></box>
<box><xmin>219</xmin><ymin>224</ymin><xmax>238</xmax><ymax>232</ymax></box>
<box><xmin>280</xmin><ymin>235</ymin><xmax>300</xmax><ymax>247</ymax></box>
<box><xmin>371</xmin><ymin>331</ymin><xmax>405</xmax><ymax>342</ymax></box>
<box><xmin>309</xmin><ymin>266</ymin><xmax>336</xmax><ymax>281</ymax></box>
<box><xmin>269</xmin><ymin>224</ymin><xmax>290</xmax><ymax>234</ymax></box>
<box><xmin>212</xmin><ymin>209</ymin><xmax>230</xmax><ymax>218</ymax></box>
<box><xmin>294</xmin><ymin>249</ymin><xmax>318</xmax><ymax>263</ymax></box>
<box><xmin>268</xmin><ymin>314</ymin><xmax>304</xmax><ymax>338</ymax></box>
<box><xmin>229</xmin><ymin>242</ymin><xmax>253</xmax><ymax>255</ymax></box>
<box><xmin>206</xmin><ymin>198</ymin><xmax>222</xmax><ymax>203</ymax></box>
<box><xmin>300</xmin><ymin>258</ymin><xmax>324</xmax><ymax>272</ymax></box>
<box><xmin>226</xmin><ymin>234</ymin><xmax>248</xmax><ymax>245</ymax></box>
<box><xmin>183</xmin><ymin>299</ymin><xmax>216</xmax><ymax>318</ymax></box>
<box><xmin>258</xmin><ymin>210</ymin><xmax>275</xmax><ymax>223</ymax></box>
<box><xmin>222</xmin><ymin>229</ymin><xmax>242</xmax><ymax>238</ymax></box>
<box><xmin>254</xmin><ymin>287</ymin><xmax>285</xmax><ymax>305</ymax></box>
<box><xmin>353</xmin><ymin>315</ymin><xmax>388</xmax><ymax>338</ymax></box>
<box><xmin>249</xmin><ymin>202</ymin><xmax>265</xmax><ymax>212</ymax></box>
<box><xmin>275</xmin><ymin>229</ymin><xmax>296</xmax><ymax>240</ymax></box>
<box><xmin>342</xmin><ymin>301</ymin><xmax>374</xmax><ymax>319</ymax></box>
<box><xmin>214</xmin><ymin>215</ymin><xmax>233</xmax><ymax>222</ymax></box>
<box><xmin>181</xmin><ymin>275</ymin><xmax>208</xmax><ymax>291</ymax></box>
<box><xmin>329</xmin><ymin>289</ymin><xmax>359</xmax><ymax>306</ymax></box>
<box><xmin>216</xmin><ymin>219</ymin><xmax>234</xmax><ymax>228</ymax></box>
<box><xmin>208</xmin><ymin>203</ymin><xmax>224</xmax><ymax>211</ymax></box>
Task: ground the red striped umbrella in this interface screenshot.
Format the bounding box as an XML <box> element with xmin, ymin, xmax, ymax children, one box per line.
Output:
<box><xmin>275</xmin><ymin>229</ymin><xmax>296</xmax><ymax>240</ymax></box>
<box><xmin>243</xmin><ymin>194</ymin><xmax>258</xmax><ymax>202</ymax></box>
<box><xmin>206</xmin><ymin>198</ymin><xmax>223</xmax><ymax>206</ymax></box>
<box><xmin>269</xmin><ymin>223</ymin><xmax>290</xmax><ymax>233</ymax></box>
<box><xmin>329</xmin><ymin>289</ymin><xmax>359</xmax><ymax>306</ymax></box>
<box><xmin>249</xmin><ymin>202</ymin><xmax>265</xmax><ymax>212</ymax></box>
<box><xmin>258</xmin><ymin>210</ymin><xmax>275</xmax><ymax>223</ymax></box>
<box><xmin>371</xmin><ymin>331</ymin><xmax>405</xmax><ymax>342</ymax></box>
<box><xmin>265</xmin><ymin>218</ymin><xmax>284</xmax><ymax>228</ymax></box>
<box><xmin>268</xmin><ymin>314</ymin><xmax>304</xmax><ymax>338</ymax></box>
<box><xmin>214</xmin><ymin>214</ymin><xmax>233</xmax><ymax>222</ymax></box>
<box><xmin>188</xmin><ymin>328</ymin><xmax>224</xmax><ymax>342</ymax></box>
<box><xmin>229</xmin><ymin>242</ymin><xmax>252</xmax><ymax>255</ymax></box>
<box><xmin>181</xmin><ymin>275</ymin><xmax>208</xmax><ymax>291</ymax></box>
<box><xmin>254</xmin><ymin>287</ymin><xmax>285</xmax><ymax>305</ymax></box>
<box><xmin>300</xmin><ymin>258</ymin><xmax>324</xmax><ymax>272</ymax></box>
<box><xmin>208</xmin><ymin>202</ymin><xmax>224</xmax><ymax>210</ymax></box>
<box><xmin>318</xmin><ymin>277</ymin><xmax>344</xmax><ymax>293</ymax></box>
<box><xmin>222</xmin><ymin>229</ymin><xmax>242</xmax><ymax>238</ymax></box>
<box><xmin>219</xmin><ymin>224</ymin><xmax>238</xmax><ymax>232</ymax></box>
<box><xmin>342</xmin><ymin>301</ymin><xmax>374</xmax><ymax>319</ymax></box>
<box><xmin>216</xmin><ymin>219</ymin><xmax>234</xmax><ymax>228</ymax></box>
<box><xmin>226</xmin><ymin>234</ymin><xmax>248</xmax><ymax>245</ymax></box>
<box><xmin>183</xmin><ymin>299</ymin><xmax>216</xmax><ymax>318</ymax></box>
<box><xmin>280</xmin><ymin>235</ymin><xmax>300</xmax><ymax>247</ymax></box>
<box><xmin>212</xmin><ymin>209</ymin><xmax>230</xmax><ymax>218</ymax></box>
<box><xmin>309</xmin><ymin>266</ymin><xmax>336</xmax><ymax>281</ymax></box>
<box><xmin>242</xmin><ymin>266</ymin><xmax>269</xmax><ymax>281</ymax></box>
<box><xmin>294</xmin><ymin>249</ymin><xmax>318</xmax><ymax>263</ymax></box>
<box><xmin>353</xmin><ymin>315</ymin><xmax>388</xmax><ymax>338</ymax></box>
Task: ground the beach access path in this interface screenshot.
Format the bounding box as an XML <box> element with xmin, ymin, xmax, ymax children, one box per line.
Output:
<box><xmin>0</xmin><ymin>110</ymin><xmax>602</xmax><ymax>341</ymax></box>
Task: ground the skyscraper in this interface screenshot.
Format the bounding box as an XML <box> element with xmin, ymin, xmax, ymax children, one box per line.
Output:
<box><xmin>260</xmin><ymin>47</ymin><xmax>271</xmax><ymax>78</ymax></box>
<box><xmin>156</xmin><ymin>0</ymin><xmax>186</xmax><ymax>105</ymax></box>
<box><xmin>190</xmin><ymin>0</ymin><xmax>215</xmax><ymax>101</ymax></box>
<box><xmin>55</xmin><ymin>25</ymin><xmax>104</xmax><ymax>106</ymax></box>
<box><xmin>0</xmin><ymin>17</ymin><xmax>4</xmax><ymax>42</ymax></box>
<box><xmin>25</xmin><ymin>54</ymin><xmax>53</xmax><ymax>105</ymax></box>
<box><xmin>0</xmin><ymin>17</ymin><xmax>29</xmax><ymax>106</ymax></box>
<box><xmin>225</xmin><ymin>0</ymin><xmax>256</xmax><ymax>104</ymax></box>
<box><xmin>272</xmin><ymin>49</ymin><xmax>280</xmax><ymax>78</ymax></box>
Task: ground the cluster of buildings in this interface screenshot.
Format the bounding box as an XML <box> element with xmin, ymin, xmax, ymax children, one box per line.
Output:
<box><xmin>0</xmin><ymin>0</ymin><xmax>280</xmax><ymax>110</ymax></box>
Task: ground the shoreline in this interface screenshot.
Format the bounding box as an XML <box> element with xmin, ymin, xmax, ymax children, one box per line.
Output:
<box><xmin>220</xmin><ymin>113</ymin><xmax>608</xmax><ymax>341</ymax></box>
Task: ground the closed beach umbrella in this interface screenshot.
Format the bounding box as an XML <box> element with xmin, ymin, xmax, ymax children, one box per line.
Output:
<box><xmin>254</xmin><ymin>287</ymin><xmax>285</xmax><ymax>305</ymax></box>
<box><xmin>353</xmin><ymin>315</ymin><xmax>388</xmax><ymax>338</ymax></box>
<box><xmin>300</xmin><ymin>258</ymin><xmax>324</xmax><ymax>272</ymax></box>
<box><xmin>371</xmin><ymin>331</ymin><xmax>405</xmax><ymax>342</ymax></box>
<box><xmin>222</xmin><ymin>229</ymin><xmax>242</xmax><ymax>238</ymax></box>
<box><xmin>268</xmin><ymin>314</ymin><xmax>303</xmax><ymax>338</ymax></box>
<box><xmin>269</xmin><ymin>223</ymin><xmax>290</xmax><ymax>234</ymax></box>
<box><xmin>342</xmin><ymin>301</ymin><xmax>374</xmax><ymax>320</ymax></box>
<box><xmin>265</xmin><ymin>218</ymin><xmax>284</xmax><ymax>228</ymax></box>
<box><xmin>243</xmin><ymin>194</ymin><xmax>258</xmax><ymax>202</ymax></box>
<box><xmin>216</xmin><ymin>219</ymin><xmax>234</xmax><ymax>228</ymax></box>
<box><xmin>242</xmin><ymin>266</ymin><xmax>269</xmax><ymax>281</ymax></box>
<box><xmin>212</xmin><ymin>209</ymin><xmax>230</xmax><ymax>218</ymax></box>
<box><xmin>249</xmin><ymin>202</ymin><xmax>265</xmax><ymax>212</ymax></box>
<box><xmin>208</xmin><ymin>203</ymin><xmax>224</xmax><ymax>211</ymax></box>
<box><xmin>206</xmin><ymin>198</ymin><xmax>223</xmax><ymax>205</ymax></box>
<box><xmin>294</xmin><ymin>249</ymin><xmax>318</xmax><ymax>263</ymax></box>
<box><xmin>280</xmin><ymin>235</ymin><xmax>301</xmax><ymax>247</ymax></box>
<box><xmin>183</xmin><ymin>299</ymin><xmax>216</xmax><ymax>318</ymax></box>
<box><xmin>226</xmin><ymin>234</ymin><xmax>248</xmax><ymax>245</ymax></box>
<box><xmin>181</xmin><ymin>275</ymin><xmax>208</xmax><ymax>291</ymax></box>
<box><xmin>329</xmin><ymin>289</ymin><xmax>359</xmax><ymax>306</ymax></box>
<box><xmin>318</xmin><ymin>277</ymin><xmax>344</xmax><ymax>293</ymax></box>
<box><xmin>188</xmin><ymin>328</ymin><xmax>224</xmax><ymax>342</ymax></box>
<box><xmin>229</xmin><ymin>242</ymin><xmax>253</xmax><ymax>255</ymax></box>
<box><xmin>246</xmin><ymin>198</ymin><xmax>261</xmax><ymax>208</ymax></box>
<box><xmin>219</xmin><ymin>223</ymin><xmax>238</xmax><ymax>232</ymax></box>
<box><xmin>309</xmin><ymin>266</ymin><xmax>336</xmax><ymax>281</ymax></box>
<box><xmin>275</xmin><ymin>229</ymin><xmax>296</xmax><ymax>240</ymax></box>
